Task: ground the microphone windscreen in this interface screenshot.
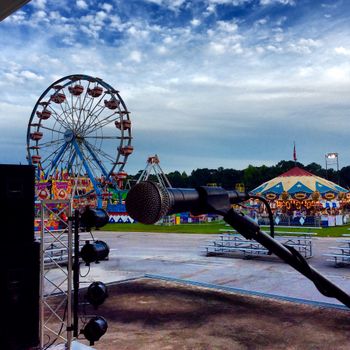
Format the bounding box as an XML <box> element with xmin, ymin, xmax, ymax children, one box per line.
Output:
<box><xmin>125</xmin><ymin>181</ymin><xmax>170</xmax><ymax>224</ymax></box>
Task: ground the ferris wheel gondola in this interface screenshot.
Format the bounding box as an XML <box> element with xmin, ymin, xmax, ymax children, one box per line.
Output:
<box><xmin>26</xmin><ymin>74</ymin><xmax>133</xmax><ymax>208</ymax></box>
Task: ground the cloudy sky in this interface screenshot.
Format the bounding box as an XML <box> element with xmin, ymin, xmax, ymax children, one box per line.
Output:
<box><xmin>1</xmin><ymin>0</ymin><xmax>350</xmax><ymax>174</ymax></box>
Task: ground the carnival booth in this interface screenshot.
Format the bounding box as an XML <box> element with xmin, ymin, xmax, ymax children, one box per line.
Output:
<box><xmin>250</xmin><ymin>167</ymin><xmax>349</xmax><ymax>226</ymax></box>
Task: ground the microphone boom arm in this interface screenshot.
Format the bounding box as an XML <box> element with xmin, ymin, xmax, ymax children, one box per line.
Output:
<box><xmin>199</xmin><ymin>186</ymin><xmax>350</xmax><ymax>309</ymax></box>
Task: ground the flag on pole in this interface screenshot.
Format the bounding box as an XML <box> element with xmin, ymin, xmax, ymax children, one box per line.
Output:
<box><xmin>293</xmin><ymin>142</ymin><xmax>297</xmax><ymax>162</ymax></box>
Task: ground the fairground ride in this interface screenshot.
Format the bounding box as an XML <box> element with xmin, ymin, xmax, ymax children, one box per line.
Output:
<box><xmin>26</xmin><ymin>74</ymin><xmax>133</xmax><ymax>209</ymax></box>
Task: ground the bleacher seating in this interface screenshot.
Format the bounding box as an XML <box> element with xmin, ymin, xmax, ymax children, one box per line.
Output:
<box><xmin>204</xmin><ymin>229</ymin><xmax>315</xmax><ymax>259</ymax></box>
<box><xmin>324</xmin><ymin>235</ymin><xmax>350</xmax><ymax>266</ymax></box>
<box><xmin>37</xmin><ymin>231</ymin><xmax>91</xmax><ymax>265</ymax></box>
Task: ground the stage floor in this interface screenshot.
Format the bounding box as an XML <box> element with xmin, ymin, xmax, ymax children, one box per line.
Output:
<box><xmin>75</xmin><ymin>277</ymin><xmax>350</xmax><ymax>350</ymax></box>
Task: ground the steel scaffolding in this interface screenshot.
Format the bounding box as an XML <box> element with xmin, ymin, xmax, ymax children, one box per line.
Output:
<box><xmin>38</xmin><ymin>200</ymin><xmax>73</xmax><ymax>349</ymax></box>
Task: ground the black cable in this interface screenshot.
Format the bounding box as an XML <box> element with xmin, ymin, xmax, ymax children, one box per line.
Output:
<box><xmin>42</xmin><ymin>334</ymin><xmax>51</xmax><ymax>349</ymax></box>
<box><xmin>80</xmin><ymin>264</ymin><xmax>91</xmax><ymax>278</ymax></box>
<box><xmin>89</xmin><ymin>230</ymin><xmax>95</xmax><ymax>241</ymax></box>
<box><xmin>250</xmin><ymin>194</ymin><xmax>275</xmax><ymax>238</ymax></box>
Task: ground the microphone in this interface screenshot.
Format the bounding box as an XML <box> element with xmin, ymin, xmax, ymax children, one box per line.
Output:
<box><xmin>125</xmin><ymin>181</ymin><xmax>250</xmax><ymax>224</ymax></box>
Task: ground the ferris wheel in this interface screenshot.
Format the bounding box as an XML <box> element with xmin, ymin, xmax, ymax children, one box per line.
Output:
<box><xmin>26</xmin><ymin>74</ymin><xmax>133</xmax><ymax>208</ymax></box>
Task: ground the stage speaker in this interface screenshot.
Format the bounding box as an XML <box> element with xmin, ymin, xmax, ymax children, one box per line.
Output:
<box><xmin>0</xmin><ymin>164</ymin><xmax>35</xmax><ymax>255</ymax></box>
<box><xmin>0</xmin><ymin>164</ymin><xmax>39</xmax><ymax>349</ymax></box>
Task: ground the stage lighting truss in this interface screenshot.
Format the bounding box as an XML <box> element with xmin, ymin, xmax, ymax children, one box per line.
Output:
<box><xmin>38</xmin><ymin>199</ymin><xmax>73</xmax><ymax>349</ymax></box>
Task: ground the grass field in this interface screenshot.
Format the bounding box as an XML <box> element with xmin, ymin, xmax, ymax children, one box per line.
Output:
<box><xmin>102</xmin><ymin>221</ymin><xmax>350</xmax><ymax>237</ymax></box>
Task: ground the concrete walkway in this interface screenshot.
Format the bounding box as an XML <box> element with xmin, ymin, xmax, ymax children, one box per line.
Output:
<box><xmin>76</xmin><ymin>231</ymin><xmax>350</xmax><ymax>307</ymax></box>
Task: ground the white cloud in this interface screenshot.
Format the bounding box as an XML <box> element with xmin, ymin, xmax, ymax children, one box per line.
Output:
<box><xmin>145</xmin><ymin>0</ymin><xmax>186</xmax><ymax>11</ymax></box>
<box><xmin>101</xmin><ymin>3</ymin><xmax>113</xmax><ymax>12</ymax></box>
<box><xmin>191</xmin><ymin>19</ymin><xmax>201</xmax><ymax>27</ymax></box>
<box><xmin>130</xmin><ymin>50</ymin><xmax>142</xmax><ymax>63</ymax></box>
<box><xmin>163</xmin><ymin>36</ymin><xmax>173</xmax><ymax>44</ymax></box>
<box><xmin>31</xmin><ymin>0</ymin><xmax>47</xmax><ymax>9</ymax></box>
<box><xmin>76</xmin><ymin>0</ymin><xmax>88</xmax><ymax>10</ymax></box>
<box><xmin>335</xmin><ymin>46</ymin><xmax>350</xmax><ymax>57</ymax></box>
<box><xmin>156</xmin><ymin>46</ymin><xmax>168</xmax><ymax>55</ymax></box>
<box><xmin>191</xmin><ymin>75</ymin><xmax>217</xmax><ymax>85</ymax></box>
<box><xmin>208</xmin><ymin>0</ymin><xmax>252</xmax><ymax>5</ymax></box>
<box><xmin>20</xmin><ymin>70</ymin><xmax>44</xmax><ymax>81</ymax></box>
<box><xmin>127</xmin><ymin>26</ymin><xmax>150</xmax><ymax>39</ymax></box>
<box><xmin>3</xmin><ymin>10</ymin><xmax>27</xmax><ymax>24</ymax></box>
<box><xmin>325</xmin><ymin>67</ymin><xmax>350</xmax><ymax>83</ymax></box>
<box><xmin>209</xmin><ymin>42</ymin><xmax>227</xmax><ymax>54</ymax></box>
<box><xmin>260</xmin><ymin>0</ymin><xmax>295</xmax><ymax>5</ymax></box>
<box><xmin>288</xmin><ymin>38</ymin><xmax>322</xmax><ymax>54</ymax></box>
<box><xmin>217</xmin><ymin>20</ymin><xmax>239</xmax><ymax>33</ymax></box>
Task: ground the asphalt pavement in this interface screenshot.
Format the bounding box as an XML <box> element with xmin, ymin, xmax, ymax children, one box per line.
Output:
<box><xmin>76</xmin><ymin>231</ymin><xmax>350</xmax><ymax>307</ymax></box>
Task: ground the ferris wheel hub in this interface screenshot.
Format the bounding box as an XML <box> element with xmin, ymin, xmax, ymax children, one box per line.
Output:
<box><xmin>64</xmin><ymin>129</ymin><xmax>75</xmax><ymax>143</ymax></box>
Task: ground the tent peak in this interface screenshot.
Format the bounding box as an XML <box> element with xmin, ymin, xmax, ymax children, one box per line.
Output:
<box><xmin>279</xmin><ymin>166</ymin><xmax>314</xmax><ymax>177</ymax></box>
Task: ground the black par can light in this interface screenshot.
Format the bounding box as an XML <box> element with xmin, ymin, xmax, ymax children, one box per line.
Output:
<box><xmin>80</xmin><ymin>240</ymin><xmax>110</xmax><ymax>265</ymax></box>
<box><xmin>86</xmin><ymin>281</ymin><xmax>108</xmax><ymax>307</ymax></box>
<box><xmin>80</xmin><ymin>207</ymin><xmax>109</xmax><ymax>230</ymax></box>
<box><xmin>82</xmin><ymin>316</ymin><xmax>108</xmax><ymax>345</ymax></box>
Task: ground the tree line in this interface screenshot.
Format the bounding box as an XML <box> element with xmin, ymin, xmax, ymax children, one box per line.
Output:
<box><xmin>129</xmin><ymin>160</ymin><xmax>350</xmax><ymax>192</ymax></box>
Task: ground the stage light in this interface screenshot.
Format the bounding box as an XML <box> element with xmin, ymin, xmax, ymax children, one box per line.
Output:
<box><xmin>80</xmin><ymin>240</ymin><xmax>110</xmax><ymax>265</ymax></box>
<box><xmin>86</xmin><ymin>281</ymin><xmax>108</xmax><ymax>307</ymax></box>
<box><xmin>80</xmin><ymin>207</ymin><xmax>109</xmax><ymax>231</ymax></box>
<box><xmin>82</xmin><ymin>316</ymin><xmax>108</xmax><ymax>346</ymax></box>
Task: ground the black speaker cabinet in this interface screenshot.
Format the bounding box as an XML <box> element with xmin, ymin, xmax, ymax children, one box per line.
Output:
<box><xmin>0</xmin><ymin>164</ymin><xmax>35</xmax><ymax>253</ymax></box>
<box><xmin>0</xmin><ymin>164</ymin><xmax>39</xmax><ymax>349</ymax></box>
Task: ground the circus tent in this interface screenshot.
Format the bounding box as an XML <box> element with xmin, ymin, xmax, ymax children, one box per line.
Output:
<box><xmin>250</xmin><ymin>167</ymin><xmax>348</xmax><ymax>203</ymax></box>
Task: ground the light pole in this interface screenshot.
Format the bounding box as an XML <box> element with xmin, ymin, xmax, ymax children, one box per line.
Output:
<box><xmin>325</xmin><ymin>152</ymin><xmax>339</xmax><ymax>183</ymax></box>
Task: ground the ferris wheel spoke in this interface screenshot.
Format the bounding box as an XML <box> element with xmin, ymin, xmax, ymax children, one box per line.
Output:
<box><xmin>84</xmin><ymin>112</ymin><xmax>121</xmax><ymax>136</ymax></box>
<box><xmin>40</xmin><ymin>146</ymin><xmax>66</xmax><ymax>172</ymax></box>
<box><xmin>79</xmin><ymin>103</ymin><xmax>107</xmax><ymax>135</ymax></box>
<box><xmin>37</xmin><ymin>125</ymin><xmax>65</xmax><ymax>134</ymax></box>
<box><xmin>84</xmin><ymin>136</ymin><xmax>126</xmax><ymax>140</ymax></box>
<box><xmin>83</xmin><ymin>139</ymin><xmax>115</xmax><ymax>163</ymax></box>
<box><xmin>47</xmin><ymin>104</ymin><xmax>71</xmax><ymax>129</ymax></box>
<box><xmin>38</xmin><ymin>138</ymin><xmax>65</xmax><ymax>149</ymax></box>
<box><xmin>74</xmin><ymin>80</ymin><xmax>91</xmax><ymax>130</ymax></box>
<box><xmin>65</xmin><ymin>145</ymin><xmax>76</xmax><ymax>174</ymax></box>
<box><xmin>76</xmin><ymin>92</ymin><xmax>108</xmax><ymax>134</ymax></box>
<box><xmin>71</xmin><ymin>85</ymin><xmax>84</xmax><ymax>131</ymax></box>
<box><xmin>72</xmin><ymin>140</ymin><xmax>102</xmax><ymax>196</ymax></box>
<box><xmin>45</xmin><ymin>142</ymin><xmax>69</xmax><ymax>177</ymax></box>
<box><xmin>82</xmin><ymin>140</ymin><xmax>110</xmax><ymax>178</ymax></box>
<box><xmin>75</xmin><ymin>96</ymin><xmax>95</xmax><ymax>134</ymax></box>
<box><xmin>59</xmin><ymin>96</ymin><xmax>76</xmax><ymax>130</ymax></box>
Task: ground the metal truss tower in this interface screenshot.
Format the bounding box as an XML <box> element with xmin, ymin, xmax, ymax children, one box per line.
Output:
<box><xmin>137</xmin><ymin>154</ymin><xmax>172</xmax><ymax>188</ymax></box>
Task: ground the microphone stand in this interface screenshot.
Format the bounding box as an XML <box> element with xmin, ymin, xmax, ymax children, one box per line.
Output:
<box><xmin>199</xmin><ymin>187</ymin><xmax>350</xmax><ymax>308</ymax></box>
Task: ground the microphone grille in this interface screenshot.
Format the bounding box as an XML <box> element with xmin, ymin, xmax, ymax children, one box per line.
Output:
<box><xmin>125</xmin><ymin>181</ymin><xmax>170</xmax><ymax>224</ymax></box>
